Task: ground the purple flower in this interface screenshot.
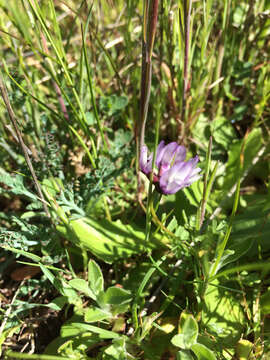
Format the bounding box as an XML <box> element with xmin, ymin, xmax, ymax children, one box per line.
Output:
<box><xmin>140</xmin><ymin>140</ymin><xmax>201</xmax><ymax>195</ymax></box>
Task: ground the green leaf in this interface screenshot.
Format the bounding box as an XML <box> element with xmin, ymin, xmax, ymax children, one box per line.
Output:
<box><xmin>69</xmin><ymin>278</ymin><xmax>96</xmax><ymax>300</ymax></box>
<box><xmin>211</xmin><ymin>116</ymin><xmax>236</xmax><ymax>150</ymax></box>
<box><xmin>45</xmin><ymin>333</ymin><xmax>100</xmax><ymax>357</ymax></box>
<box><xmin>0</xmin><ymin>171</ymin><xmax>37</xmax><ymax>201</ymax></box>
<box><xmin>183</xmin><ymin>181</ymin><xmax>203</xmax><ymax>208</ymax></box>
<box><xmin>217</xmin><ymin>238</ymin><xmax>253</xmax><ymax>271</ymax></box>
<box><xmin>60</xmin><ymin>323</ymin><xmax>85</xmax><ymax>338</ymax></box>
<box><xmin>202</xmin><ymin>280</ymin><xmax>245</xmax><ymax>347</ymax></box>
<box><xmin>103</xmin><ymin>286</ymin><xmax>132</xmax><ymax>306</ymax></box>
<box><xmin>172</xmin><ymin>335</ymin><xmax>188</xmax><ymax>349</ymax></box>
<box><xmin>84</xmin><ymin>306</ymin><xmax>111</xmax><ymax>323</ymax></box>
<box><xmin>57</xmin><ymin>216</ymin><xmax>166</xmax><ymax>263</ymax></box>
<box><xmin>192</xmin><ymin>114</ymin><xmax>210</xmax><ymax>151</ymax></box>
<box><xmin>71</xmin><ymin>323</ymin><xmax>120</xmax><ymax>339</ymax></box>
<box><xmin>230</xmin><ymin>196</ymin><xmax>270</xmax><ymax>256</ymax></box>
<box><xmin>0</xmin><ymin>217</ymin><xmax>39</xmax><ymax>251</ymax></box>
<box><xmin>11</xmin><ymin>299</ymin><xmax>68</xmax><ymax>317</ymax></box>
<box><xmin>171</xmin><ymin>312</ymin><xmax>198</xmax><ymax>350</ymax></box>
<box><xmin>39</xmin><ymin>264</ymin><xmax>63</xmax><ymax>292</ymax></box>
<box><xmin>103</xmin><ymin>338</ymin><xmax>127</xmax><ymax>360</ymax></box>
<box><xmin>191</xmin><ymin>343</ymin><xmax>217</xmax><ymax>360</ymax></box>
<box><xmin>100</xmin><ymin>94</ymin><xmax>128</xmax><ymax>116</ymax></box>
<box><xmin>176</xmin><ymin>350</ymin><xmax>194</xmax><ymax>360</ymax></box>
<box><xmin>47</xmin><ymin>296</ymin><xmax>68</xmax><ymax>311</ymax></box>
<box><xmin>2</xmin><ymin>246</ymin><xmax>41</xmax><ymax>263</ymax></box>
<box><xmin>88</xmin><ymin>259</ymin><xmax>104</xmax><ymax>296</ymax></box>
<box><xmin>39</xmin><ymin>264</ymin><xmax>80</xmax><ymax>305</ymax></box>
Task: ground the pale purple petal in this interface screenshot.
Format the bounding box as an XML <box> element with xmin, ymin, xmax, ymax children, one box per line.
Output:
<box><xmin>185</xmin><ymin>174</ymin><xmax>201</xmax><ymax>186</ymax></box>
<box><xmin>159</xmin><ymin>172</ymin><xmax>187</xmax><ymax>194</ymax></box>
<box><xmin>144</xmin><ymin>153</ymin><xmax>153</xmax><ymax>174</ymax></box>
<box><xmin>140</xmin><ymin>145</ymin><xmax>153</xmax><ymax>175</ymax></box>
<box><xmin>155</xmin><ymin>141</ymin><xmax>166</xmax><ymax>167</ymax></box>
<box><xmin>139</xmin><ymin>145</ymin><xmax>148</xmax><ymax>171</ymax></box>
<box><xmin>189</xmin><ymin>167</ymin><xmax>201</xmax><ymax>178</ymax></box>
<box><xmin>188</xmin><ymin>155</ymin><xmax>199</xmax><ymax>167</ymax></box>
<box><xmin>140</xmin><ymin>145</ymin><xmax>147</xmax><ymax>164</ymax></box>
<box><xmin>174</xmin><ymin>146</ymin><xmax>186</xmax><ymax>163</ymax></box>
<box><xmin>159</xmin><ymin>163</ymin><xmax>186</xmax><ymax>194</ymax></box>
<box><xmin>171</xmin><ymin>156</ymin><xmax>200</xmax><ymax>181</ymax></box>
<box><xmin>167</xmin><ymin>160</ymin><xmax>193</xmax><ymax>182</ymax></box>
<box><xmin>159</xmin><ymin>155</ymin><xmax>201</xmax><ymax>195</ymax></box>
<box><xmin>159</xmin><ymin>142</ymin><xmax>179</xmax><ymax>166</ymax></box>
<box><xmin>186</xmin><ymin>167</ymin><xmax>202</xmax><ymax>184</ymax></box>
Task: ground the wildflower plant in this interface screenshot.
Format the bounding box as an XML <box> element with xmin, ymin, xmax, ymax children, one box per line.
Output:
<box><xmin>0</xmin><ymin>1</ymin><xmax>269</xmax><ymax>360</ymax></box>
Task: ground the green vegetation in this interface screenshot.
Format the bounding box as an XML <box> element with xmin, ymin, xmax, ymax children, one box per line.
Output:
<box><xmin>0</xmin><ymin>0</ymin><xmax>270</xmax><ymax>359</ymax></box>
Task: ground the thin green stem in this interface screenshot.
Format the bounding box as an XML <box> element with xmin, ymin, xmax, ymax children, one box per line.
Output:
<box><xmin>82</xmin><ymin>22</ymin><xmax>108</xmax><ymax>152</ymax></box>
<box><xmin>5</xmin><ymin>351</ymin><xmax>71</xmax><ymax>360</ymax></box>
<box><xmin>145</xmin><ymin>110</ymin><xmax>161</xmax><ymax>245</ymax></box>
<box><xmin>138</xmin><ymin>0</ymin><xmax>159</xmax><ymax>149</ymax></box>
<box><xmin>181</xmin><ymin>0</ymin><xmax>193</xmax><ymax>123</ymax></box>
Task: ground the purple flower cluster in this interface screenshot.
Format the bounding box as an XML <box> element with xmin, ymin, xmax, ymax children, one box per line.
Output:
<box><xmin>140</xmin><ymin>141</ymin><xmax>201</xmax><ymax>195</ymax></box>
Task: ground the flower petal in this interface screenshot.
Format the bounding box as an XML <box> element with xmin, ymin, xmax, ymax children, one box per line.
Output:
<box><xmin>159</xmin><ymin>142</ymin><xmax>179</xmax><ymax>166</ymax></box>
<box><xmin>159</xmin><ymin>180</ymin><xmax>182</xmax><ymax>194</ymax></box>
<box><xmin>159</xmin><ymin>163</ymin><xmax>186</xmax><ymax>194</ymax></box>
<box><xmin>155</xmin><ymin>141</ymin><xmax>166</xmax><ymax>167</ymax></box>
<box><xmin>145</xmin><ymin>152</ymin><xmax>154</xmax><ymax>174</ymax></box>
<box><xmin>159</xmin><ymin>156</ymin><xmax>201</xmax><ymax>195</ymax></box>
<box><xmin>169</xmin><ymin>161</ymin><xmax>194</xmax><ymax>182</ymax></box>
<box><xmin>174</xmin><ymin>146</ymin><xmax>186</xmax><ymax>163</ymax></box>
<box><xmin>188</xmin><ymin>155</ymin><xmax>200</xmax><ymax>168</ymax></box>
<box><xmin>140</xmin><ymin>145</ymin><xmax>153</xmax><ymax>174</ymax></box>
<box><xmin>139</xmin><ymin>145</ymin><xmax>148</xmax><ymax>171</ymax></box>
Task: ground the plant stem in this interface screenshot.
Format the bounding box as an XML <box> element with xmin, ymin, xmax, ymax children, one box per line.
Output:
<box><xmin>138</xmin><ymin>0</ymin><xmax>159</xmax><ymax>149</ymax></box>
<box><xmin>137</xmin><ymin>0</ymin><xmax>159</xmax><ymax>241</ymax></box>
<box><xmin>82</xmin><ymin>15</ymin><xmax>108</xmax><ymax>152</ymax></box>
<box><xmin>5</xmin><ymin>351</ymin><xmax>71</xmax><ymax>360</ymax></box>
<box><xmin>181</xmin><ymin>0</ymin><xmax>192</xmax><ymax>124</ymax></box>
<box><xmin>197</xmin><ymin>136</ymin><xmax>215</xmax><ymax>230</ymax></box>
